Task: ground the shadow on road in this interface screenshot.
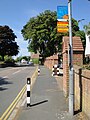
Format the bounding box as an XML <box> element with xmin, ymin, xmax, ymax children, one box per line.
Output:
<box><xmin>23</xmin><ymin>100</ymin><xmax>48</xmax><ymax>110</ymax></box>
<box><xmin>30</xmin><ymin>100</ymin><xmax>48</xmax><ymax>107</ymax></box>
<box><xmin>0</xmin><ymin>87</ymin><xmax>8</xmax><ymax>91</ymax></box>
<box><xmin>0</xmin><ymin>77</ymin><xmax>13</xmax><ymax>91</ymax></box>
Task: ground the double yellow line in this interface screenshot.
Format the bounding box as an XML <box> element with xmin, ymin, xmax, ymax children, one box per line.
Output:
<box><xmin>0</xmin><ymin>66</ymin><xmax>38</xmax><ymax>120</ymax></box>
<box><xmin>0</xmin><ymin>85</ymin><xmax>26</xmax><ymax>120</ymax></box>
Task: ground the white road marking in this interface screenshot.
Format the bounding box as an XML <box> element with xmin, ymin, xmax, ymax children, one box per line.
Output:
<box><xmin>12</xmin><ymin>67</ymin><xmax>27</xmax><ymax>75</ymax></box>
<box><xmin>3</xmin><ymin>76</ymin><xmax>8</xmax><ymax>79</ymax></box>
<box><xmin>12</xmin><ymin>70</ymin><xmax>21</xmax><ymax>75</ymax></box>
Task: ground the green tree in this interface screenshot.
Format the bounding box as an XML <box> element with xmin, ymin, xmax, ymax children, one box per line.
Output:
<box><xmin>0</xmin><ymin>25</ymin><xmax>19</xmax><ymax>61</ymax></box>
<box><xmin>21</xmin><ymin>10</ymin><xmax>85</xmax><ymax>58</ymax></box>
<box><xmin>83</xmin><ymin>22</ymin><xmax>90</xmax><ymax>35</ymax></box>
<box><xmin>75</xmin><ymin>30</ymin><xmax>86</xmax><ymax>49</ymax></box>
<box><xmin>15</xmin><ymin>56</ymin><xmax>22</xmax><ymax>62</ymax></box>
<box><xmin>22</xmin><ymin>10</ymin><xmax>58</xmax><ymax>58</ymax></box>
<box><xmin>15</xmin><ymin>56</ymin><xmax>30</xmax><ymax>62</ymax></box>
<box><xmin>22</xmin><ymin>56</ymin><xmax>30</xmax><ymax>61</ymax></box>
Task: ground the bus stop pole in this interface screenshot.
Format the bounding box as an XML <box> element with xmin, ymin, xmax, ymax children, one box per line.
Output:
<box><xmin>68</xmin><ymin>0</ymin><xmax>74</xmax><ymax>115</ymax></box>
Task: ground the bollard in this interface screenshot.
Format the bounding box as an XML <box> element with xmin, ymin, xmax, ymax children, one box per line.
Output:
<box><xmin>27</xmin><ymin>78</ymin><xmax>31</xmax><ymax>107</ymax></box>
<box><xmin>38</xmin><ymin>68</ymin><xmax>40</xmax><ymax>75</ymax></box>
<box><xmin>52</xmin><ymin>66</ymin><xmax>54</xmax><ymax>76</ymax></box>
<box><xmin>57</xmin><ymin>66</ymin><xmax>60</xmax><ymax>75</ymax></box>
<box><xmin>52</xmin><ymin>64</ymin><xmax>60</xmax><ymax>76</ymax></box>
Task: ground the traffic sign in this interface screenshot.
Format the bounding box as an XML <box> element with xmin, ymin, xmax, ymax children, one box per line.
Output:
<box><xmin>57</xmin><ymin>6</ymin><xmax>68</xmax><ymax>21</ymax></box>
<box><xmin>57</xmin><ymin>21</ymin><xmax>69</xmax><ymax>33</ymax></box>
<box><xmin>57</xmin><ymin>6</ymin><xmax>69</xmax><ymax>33</ymax></box>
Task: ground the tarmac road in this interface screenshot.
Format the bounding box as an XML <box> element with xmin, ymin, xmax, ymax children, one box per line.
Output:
<box><xmin>0</xmin><ymin>66</ymin><xmax>36</xmax><ymax>118</ymax></box>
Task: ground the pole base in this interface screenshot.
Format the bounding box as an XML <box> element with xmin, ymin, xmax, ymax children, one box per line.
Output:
<box><xmin>27</xmin><ymin>104</ymin><xmax>31</xmax><ymax>107</ymax></box>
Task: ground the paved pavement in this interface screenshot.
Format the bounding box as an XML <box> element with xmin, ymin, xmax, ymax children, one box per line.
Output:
<box><xmin>15</xmin><ymin>66</ymin><xmax>86</xmax><ymax>120</ymax></box>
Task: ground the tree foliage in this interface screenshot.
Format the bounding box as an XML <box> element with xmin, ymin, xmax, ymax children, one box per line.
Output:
<box><xmin>21</xmin><ymin>10</ymin><xmax>58</xmax><ymax>57</ymax></box>
<box><xmin>75</xmin><ymin>30</ymin><xmax>86</xmax><ymax>49</ymax></box>
<box><xmin>21</xmin><ymin>10</ymin><xmax>85</xmax><ymax>58</ymax></box>
<box><xmin>0</xmin><ymin>25</ymin><xmax>19</xmax><ymax>61</ymax></box>
<box><xmin>83</xmin><ymin>22</ymin><xmax>90</xmax><ymax>35</ymax></box>
<box><xmin>15</xmin><ymin>56</ymin><xmax>30</xmax><ymax>62</ymax></box>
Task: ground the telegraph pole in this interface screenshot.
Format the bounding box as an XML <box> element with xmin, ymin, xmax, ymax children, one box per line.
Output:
<box><xmin>68</xmin><ymin>0</ymin><xmax>74</xmax><ymax>115</ymax></box>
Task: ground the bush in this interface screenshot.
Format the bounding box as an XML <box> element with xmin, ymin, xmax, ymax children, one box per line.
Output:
<box><xmin>0</xmin><ymin>56</ymin><xmax>2</xmax><ymax>61</ymax></box>
<box><xmin>83</xmin><ymin>64</ymin><xmax>90</xmax><ymax>70</ymax></box>
<box><xmin>4</xmin><ymin>55</ymin><xmax>15</xmax><ymax>64</ymax></box>
<box><xmin>32</xmin><ymin>58</ymin><xmax>39</xmax><ymax>64</ymax></box>
<box><xmin>15</xmin><ymin>56</ymin><xmax>22</xmax><ymax>62</ymax></box>
<box><xmin>0</xmin><ymin>62</ymin><xmax>6</xmax><ymax>68</ymax></box>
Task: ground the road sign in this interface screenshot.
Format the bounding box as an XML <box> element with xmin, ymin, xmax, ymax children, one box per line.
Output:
<box><xmin>57</xmin><ymin>21</ymin><xmax>69</xmax><ymax>33</ymax></box>
<box><xmin>57</xmin><ymin>6</ymin><xmax>69</xmax><ymax>33</ymax></box>
<box><xmin>57</xmin><ymin>6</ymin><xmax>68</xmax><ymax>21</ymax></box>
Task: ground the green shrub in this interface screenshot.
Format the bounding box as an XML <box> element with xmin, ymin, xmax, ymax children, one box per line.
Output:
<box><xmin>15</xmin><ymin>56</ymin><xmax>22</xmax><ymax>62</ymax></box>
<box><xmin>0</xmin><ymin>61</ymin><xmax>5</xmax><ymax>64</ymax></box>
<box><xmin>32</xmin><ymin>58</ymin><xmax>39</xmax><ymax>64</ymax></box>
<box><xmin>0</xmin><ymin>56</ymin><xmax>2</xmax><ymax>61</ymax></box>
<box><xmin>83</xmin><ymin>64</ymin><xmax>90</xmax><ymax>70</ymax></box>
<box><xmin>4</xmin><ymin>55</ymin><xmax>14</xmax><ymax>63</ymax></box>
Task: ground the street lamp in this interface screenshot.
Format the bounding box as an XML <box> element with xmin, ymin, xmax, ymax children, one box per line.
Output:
<box><xmin>78</xmin><ymin>19</ymin><xmax>85</xmax><ymax>30</ymax></box>
<box><xmin>78</xmin><ymin>19</ymin><xmax>85</xmax><ymax>23</ymax></box>
<box><xmin>68</xmin><ymin>0</ymin><xmax>74</xmax><ymax>115</ymax></box>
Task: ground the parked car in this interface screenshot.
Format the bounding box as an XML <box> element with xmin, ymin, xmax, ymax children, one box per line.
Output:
<box><xmin>58</xmin><ymin>63</ymin><xmax>63</xmax><ymax>75</ymax></box>
<box><xmin>28</xmin><ymin>61</ymin><xmax>34</xmax><ymax>66</ymax></box>
<box><xmin>21</xmin><ymin>59</ymin><xmax>28</xmax><ymax>64</ymax></box>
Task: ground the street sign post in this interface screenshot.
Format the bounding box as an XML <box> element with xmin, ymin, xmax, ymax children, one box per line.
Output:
<box><xmin>68</xmin><ymin>0</ymin><xmax>74</xmax><ymax>115</ymax></box>
<box><xmin>57</xmin><ymin>2</ymin><xmax>74</xmax><ymax>115</ymax></box>
<box><xmin>57</xmin><ymin>21</ymin><xmax>69</xmax><ymax>32</ymax></box>
<box><xmin>57</xmin><ymin>6</ymin><xmax>69</xmax><ymax>33</ymax></box>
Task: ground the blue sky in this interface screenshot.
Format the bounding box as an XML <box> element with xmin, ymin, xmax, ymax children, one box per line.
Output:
<box><xmin>0</xmin><ymin>0</ymin><xmax>90</xmax><ymax>58</ymax></box>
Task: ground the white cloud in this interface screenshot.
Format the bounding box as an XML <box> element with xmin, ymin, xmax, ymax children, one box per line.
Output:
<box><xmin>13</xmin><ymin>28</ymin><xmax>30</xmax><ymax>58</ymax></box>
<box><xmin>13</xmin><ymin>9</ymin><xmax>41</xmax><ymax>58</ymax></box>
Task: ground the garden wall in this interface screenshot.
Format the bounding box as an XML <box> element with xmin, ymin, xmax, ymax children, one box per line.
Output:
<box><xmin>44</xmin><ymin>54</ymin><xmax>58</xmax><ymax>69</ymax></box>
<box><xmin>62</xmin><ymin>36</ymin><xmax>84</xmax><ymax>97</ymax></box>
<box><xmin>74</xmin><ymin>65</ymin><xmax>90</xmax><ymax>119</ymax></box>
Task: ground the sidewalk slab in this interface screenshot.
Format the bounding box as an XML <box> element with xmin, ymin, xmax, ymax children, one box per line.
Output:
<box><xmin>15</xmin><ymin>66</ymin><xmax>81</xmax><ymax>120</ymax></box>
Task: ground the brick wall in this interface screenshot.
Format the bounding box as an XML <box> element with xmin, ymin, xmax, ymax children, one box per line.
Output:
<box><xmin>73</xmin><ymin>52</ymin><xmax>83</xmax><ymax>65</ymax></box>
<box><xmin>62</xmin><ymin>36</ymin><xmax>84</xmax><ymax>97</ymax></box>
<box><xmin>63</xmin><ymin>51</ymin><xmax>69</xmax><ymax>96</ymax></box>
<box><xmin>62</xmin><ymin>36</ymin><xmax>90</xmax><ymax>118</ymax></box>
<box><xmin>74</xmin><ymin>65</ymin><xmax>90</xmax><ymax>119</ymax></box>
<box><xmin>31</xmin><ymin>53</ymin><xmax>39</xmax><ymax>59</ymax></box>
<box><xmin>44</xmin><ymin>54</ymin><xmax>58</xmax><ymax>69</ymax></box>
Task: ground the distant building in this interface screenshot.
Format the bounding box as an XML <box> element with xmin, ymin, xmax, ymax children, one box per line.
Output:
<box><xmin>85</xmin><ymin>34</ymin><xmax>90</xmax><ymax>57</ymax></box>
<box><xmin>31</xmin><ymin>52</ymin><xmax>39</xmax><ymax>59</ymax></box>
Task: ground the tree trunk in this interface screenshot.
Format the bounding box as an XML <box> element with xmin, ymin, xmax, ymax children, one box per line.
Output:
<box><xmin>2</xmin><ymin>55</ymin><xmax>4</xmax><ymax>61</ymax></box>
